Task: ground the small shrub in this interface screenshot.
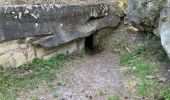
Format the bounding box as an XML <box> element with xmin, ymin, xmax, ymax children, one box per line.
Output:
<box><xmin>159</xmin><ymin>86</ymin><xmax>170</xmax><ymax>100</ymax></box>
<box><xmin>137</xmin><ymin>79</ymin><xmax>158</xmax><ymax>97</ymax></box>
<box><xmin>53</xmin><ymin>92</ymin><xmax>60</xmax><ymax>98</ymax></box>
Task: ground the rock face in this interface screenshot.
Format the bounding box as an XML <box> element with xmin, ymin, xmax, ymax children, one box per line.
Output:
<box><xmin>127</xmin><ymin>0</ymin><xmax>170</xmax><ymax>59</ymax></box>
<box><xmin>0</xmin><ymin>4</ymin><xmax>120</xmax><ymax>48</ymax></box>
<box><xmin>157</xmin><ymin>0</ymin><xmax>170</xmax><ymax>58</ymax></box>
<box><xmin>0</xmin><ymin>3</ymin><xmax>122</xmax><ymax>67</ymax></box>
<box><xmin>127</xmin><ymin>0</ymin><xmax>162</xmax><ymax>30</ymax></box>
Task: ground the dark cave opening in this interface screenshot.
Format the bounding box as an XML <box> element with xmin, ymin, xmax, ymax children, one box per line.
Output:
<box><xmin>85</xmin><ymin>34</ymin><xmax>94</xmax><ymax>51</ymax></box>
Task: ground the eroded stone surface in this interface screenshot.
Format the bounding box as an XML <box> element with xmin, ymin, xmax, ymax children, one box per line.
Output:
<box><xmin>126</xmin><ymin>0</ymin><xmax>170</xmax><ymax>59</ymax></box>
<box><xmin>0</xmin><ymin>53</ymin><xmax>15</xmax><ymax>67</ymax></box>
<box><xmin>0</xmin><ymin>4</ymin><xmax>121</xmax><ymax>48</ymax></box>
<box><xmin>127</xmin><ymin>0</ymin><xmax>163</xmax><ymax>30</ymax></box>
<box><xmin>157</xmin><ymin>0</ymin><xmax>170</xmax><ymax>58</ymax></box>
<box><xmin>0</xmin><ymin>3</ymin><xmax>122</xmax><ymax>67</ymax></box>
<box><xmin>0</xmin><ymin>38</ymin><xmax>85</xmax><ymax>67</ymax></box>
<box><xmin>13</xmin><ymin>50</ymin><xmax>27</xmax><ymax>67</ymax></box>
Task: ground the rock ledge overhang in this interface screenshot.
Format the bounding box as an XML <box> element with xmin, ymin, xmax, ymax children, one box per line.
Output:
<box><xmin>0</xmin><ymin>3</ymin><xmax>120</xmax><ymax>48</ymax></box>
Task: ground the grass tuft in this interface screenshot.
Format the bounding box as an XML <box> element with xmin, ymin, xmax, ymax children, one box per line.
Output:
<box><xmin>112</xmin><ymin>37</ymin><xmax>125</xmax><ymax>53</ymax></box>
<box><xmin>108</xmin><ymin>95</ymin><xmax>119</xmax><ymax>100</ymax></box>
<box><xmin>137</xmin><ymin>79</ymin><xmax>158</xmax><ymax>97</ymax></box>
<box><xmin>119</xmin><ymin>34</ymin><xmax>170</xmax><ymax>99</ymax></box>
<box><xmin>0</xmin><ymin>54</ymin><xmax>66</xmax><ymax>100</ymax></box>
<box><xmin>159</xmin><ymin>86</ymin><xmax>170</xmax><ymax>100</ymax></box>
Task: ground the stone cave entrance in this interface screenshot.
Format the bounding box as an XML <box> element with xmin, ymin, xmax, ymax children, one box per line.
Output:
<box><xmin>85</xmin><ymin>34</ymin><xmax>94</xmax><ymax>51</ymax></box>
<box><xmin>84</xmin><ymin>29</ymin><xmax>111</xmax><ymax>53</ymax></box>
<box><xmin>85</xmin><ymin>32</ymin><xmax>103</xmax><ymax>53</ymax></box>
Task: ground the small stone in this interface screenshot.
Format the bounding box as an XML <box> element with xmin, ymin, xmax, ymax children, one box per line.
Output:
<box><xmin>125</xmin><ymin>81</ymin><xmax>137</xmax><ymax>89</ymax></box>
<box><xmin>89</xmin><ymin>96</ymin><xmax>92</xmax><ymax>99</ymax></box>
<box><xmin>57</xmin><ymin>82</ymin><xmax>63</xmax><ymax>86</ymax></box>
<box><xmin>158</xmin><ymin>77</ymin><xmax>167</xmax><ymax>83</ymax></box>
<box><xmin>28</xmin><ymin>70</ymin><xmax>33</xmax><ymax>72</ymax></box>
<box><xmin>126</xmin><ymin>26</ymin><xmax>138</xmax><ymax>32</ymax></box>
<box><xmin>61</xmin><ymin>98</ymin><xmax>66</xmax><ymax>100</ymax></box>
<box><xmin>82</xmin><ymin>90</ymin><xmax>85</xmax><ymax>93</ymax></box>
<box><xmin>124</xmin><ymin>97</ymin><xmax>128</xmax><ymax>99</ymax></box>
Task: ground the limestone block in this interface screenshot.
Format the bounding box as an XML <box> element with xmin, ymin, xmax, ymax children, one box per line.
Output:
<box><xmin>35</xmin><ymin>47</ymin><xmax>46</xmax><ymax>58</ymax></box>
<box><xmin>0</xmin><ymin>53</ymin><xmax>15</xmax><ymax>68</ymax></box>
<box><xmin>77</xmin><ymin>39</ymin><xmax>85</xmax><ymax>52</ymax></box>
<box><xmin>67</xmin><ymin>42</ymin><xmax>78</xmax><ymax>54</ymax></box>
<box><xmin>27</xmin><ymin>46</ymin><xmax>36</xmax><ymax>61</ymax></box>
<box><xmin>0</xmin><ymin>40</ymin><xmax>19</xmax><ymax>54</ymax></box>
<box><xmin>19</xmin><ymin>43</ymin><xmax>28</xmax><ymax>49</ymax></box>
<box><xmin>13</xmin><ymin>50</ymin><xmax>27</xmax><ymax>67</ymax></box>
<box><xmin>44</xmin><ymin>45</ymin><xmax>68</xmax><ymax>59</ymax></box>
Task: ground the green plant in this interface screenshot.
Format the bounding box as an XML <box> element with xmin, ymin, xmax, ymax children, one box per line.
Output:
<box><xmin>0</xmin><ymin>54</ymin><xmax>66</xmax><ymax>100</ymax></box>
<box><xmin>144</xmin><ymin>35</ymin><xmax>169</xmax><ymax>62</ymax></box>
<box><xmin>53</xmin><ymin>92</ymin><xmax>60</xmax><ymax>98</ymax></box>
<box><xmin>108</xmin><ymin>95</ymin><xmax>119</xmax><ymax>100</ymax></box>
<box><xmin>159</xmin><ymin>86</ymin><xmax>170</xmax><ymax>100</ymax></box>
<box><xmin>31</xmin><ymin>96</ymin><xmax>39</xmax><ymax>100</ymax></box>
<box><xmin>137</xmin><ymin>79</ymin><xmax>158</xmax><ymax>97</ymax></box>
<box><xmin>47</xmin><ymin>82</ymin><xmax>55</xmax><ymax>89</ymax></box>
<box><xmin>98</xmin><ymin>90</ymin><xmax>104</xmax><ymax>96</ymax></box>
<box><xmin>112</xmin><ymin>37</ymin><xmax>124</xmax><ymax>52</ymax></box>
<box><xmin>120</xmin><ymin>42</ymin><xmax>159</xmax><ymax>98</ymax></box>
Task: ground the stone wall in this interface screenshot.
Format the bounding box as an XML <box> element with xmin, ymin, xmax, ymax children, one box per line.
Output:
<box><xmin>0</xmin><ymin>38</ymin><xmax>85</xmax><ymax>68</ymax></box>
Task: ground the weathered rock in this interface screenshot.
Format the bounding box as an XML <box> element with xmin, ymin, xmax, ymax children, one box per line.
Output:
<box><xmin>157</xmin><ymin>0</ymin><xmax>170</xmax><ymax>58</ymax></box>
<box><xmin>0</xmin><ymin>4</ymin><xmax>121</xmax><ymax>48</ymax></box>
<box><xmin>0</xmin><ymin>40</ymin><xmax>19</xmax><ymax>54</ymax></box>
<box><xmin>127</xmin><ymin>0</ymin><xmax>163</xmax><ymax>30</ymax></box>
<box><xmin>32</xmin><ymin>15</ymin><xmax>120</xmax><ymax>48</ymax></box>
<box><xmin>127</xmin><ymin>0</ymin><xmax>170</xmax><ymax>59</ymax></box>
<box><xmin>13</xmin><ymin>50</ymin><xmax>27</xmax><ymax>67</ymax></box>
<box><xmin>0</xmin><ymin>53</ymin><xmax>15</xmax><ymax>67</ymax></box>
<box><xmin>0</xmin><ymin>3</ymin><xmax>123</xmax><ymax>67</ymax></box>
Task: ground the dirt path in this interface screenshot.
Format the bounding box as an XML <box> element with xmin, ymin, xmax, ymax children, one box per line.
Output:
<box><xmin>14</xmin><ymin>24</ymin><xmax>170</xmax><ymax>100</ymax></box>
<box><xmin>17</xmin><ymin>28</ymin><xmax>133</xmax><ymax>100</ymax></box>
<box><xmin>56</xmin><ymin>50</ymin><xmax>128</xmax><ymax>100</ymax></box>
<box><xmin>18</xmin><ymin>45</ymin><xmax>131</xmax><ymax>100</ymax></box>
